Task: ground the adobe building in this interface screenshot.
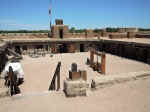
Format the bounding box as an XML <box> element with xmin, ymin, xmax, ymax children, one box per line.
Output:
<box><xmin>50</xmin><ymin>19</ymin><xmax>70</xmax><ymax>39</ymax></box>
<box><xmin>2</xmin><ymin>19</ymin><xmax>101</xmax><ymax>55</ymax></box>
<box><xmin>1</xmin><ymin>19</ymin><xmax>97</xmax><ymax>55</ymax></box>
<box><xmin>1</xmin><ymin>19</ymin><xmax>150</xmax><ymax>65</ymax></box>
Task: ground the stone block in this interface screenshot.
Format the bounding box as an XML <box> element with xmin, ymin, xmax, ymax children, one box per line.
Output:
<box><xmin>64</xmin><ymin>79</ymin><xmax>89</xmax><ymax>97</ymax></box>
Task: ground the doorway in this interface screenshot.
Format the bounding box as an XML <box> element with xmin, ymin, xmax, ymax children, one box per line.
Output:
<box><xmin>22</xmin><ymin>46</ymin><xmax>27</xmax><ymax>51</ymax></box>
<box><xmin>15</xmin><ymin>46</ymin><xmax>21</xmax><ymax>54</ymax></box>
<box><xmin>36</xmin><ymin>45</ymin><xmax>43</xmax><ymax>49</ymax></box>
<box><xmin>59</xmin><ymin>44</ymin><xmax>68</xmax><ymax>53</ymax></box>
<box><xmin>143</xmin><ymin>49</ymin><xmax>148</xmax><ymax>62</ymax></box>
<box><xmin>59</xmin><ymin>29</ymin><xmax>63</xmax><ymax>39</ymax></box>
<box><xmin>80</xmin><ymin>44</ymin><xmax>84</xmax><ymax>52</ymax></box>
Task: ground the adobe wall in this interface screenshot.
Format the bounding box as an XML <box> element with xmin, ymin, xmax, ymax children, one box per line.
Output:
<box><xmin>101</xmin><ymin>30</ymin><xmax>108</xmax><ymax>37</ymax></box>
<box><xmin>109</xmin><ymin>33</ymin><xmax>127</xmax><ymax>39</ymax></box>
<box><xmin>65</xmin><ymin>33</ymin><xmax>86</xmax><ymax>38</ymax></box>
<box><xmin>0</xmin><ymin>33</ymin><xmax>48</xmax><ymax>37</ymax></box>
<box><xmin>9</xmin><ymin>40</ymin><xmax>95</xmax><ymax>55</ymax></box>
<box><xmin>0</xmin><ymin>43</ymin><xmax>8</xmax><ymax>75</ymax></box>
<box><xmin>127</xmin><ymin>32</ymin><xmax>136</xmax><ymax>38</ymax></box>
<box><xmin>4</xmin><ymin>37</ymin><xmax>150</xmax><ymax>65</ymax></box>
<box><xmin>118</xmin><ymin>28</ymin><xmax>138</xmax><ymax>33</ymax></box>
<box><xmin>109</xmin><ymin>32</ymin><xmax>136</xmax><ymax>39</ymax></box>
<box><xmin>51</xmin><ymin>22</ymin><xmax>101</xmax><ymax>39</ymax></box>
<box><xmin>0</xmin><ymin>53</ymin><xmax>8</xmax><ymax>75</ymax></box>
<box><xmin>51</xmin><ymin>25</ymin><xmax>69</xmax><ymax>39</ymax></box>
<box><xmin>97</xmin><ymin>40</ymin><xmax>150</xmax><ymax>64</ymax></box>
<box><xmin>66</xmin><ymin>32</ymin><xmax>101</xmax><ymax>38</ymax></box>
<box><xmin>136</xmin><ymin>34</ymin><xmax>150</xmax><ymax>38</ymax></box>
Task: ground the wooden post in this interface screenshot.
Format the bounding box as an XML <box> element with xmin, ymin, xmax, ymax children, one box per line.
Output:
<box><xmin>57</xmin><ymin>64</ymin><xmax>60</xmax><ymax>91</ymax></box>
<box><xmin>101</xmin><ymin>53</ymin><xmax>106</xmax><ymax>74</ymax></box>
<box><xmin>90</xmin><ymin>49</ymin><xmax>94</xmax><ymax>67</ymax></box>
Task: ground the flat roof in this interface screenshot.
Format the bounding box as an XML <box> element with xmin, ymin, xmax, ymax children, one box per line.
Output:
<box><xmin>3</xmin><ymin>38</ymin><xmax>100</xmax><ymax>43</ymax></box>
<box><xmin>101</xmin><ymin>37</ymin><xmax>150</xmax><ymax>45</ymax></box>
<box><xmin>1</xmin><ymin>37</ymin><xmax>150</xmax><ymax>46</ymax></box>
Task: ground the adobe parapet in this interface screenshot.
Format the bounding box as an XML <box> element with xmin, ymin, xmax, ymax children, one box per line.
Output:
<box><xmin>4</xmin><ymin>38</ymin><xmax>100</xmax><ymax>44</ymax></box>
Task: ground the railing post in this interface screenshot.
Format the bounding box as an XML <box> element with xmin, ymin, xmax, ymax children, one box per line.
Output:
<box><xmin>49</xmin><ymin>62</ymin><xmax>61</xmax><ymax>91</ymax></box>
<box><xmin>56</xmin><ymin>62</ymin><xmax>61</xmax><ymax>91</ymax></box>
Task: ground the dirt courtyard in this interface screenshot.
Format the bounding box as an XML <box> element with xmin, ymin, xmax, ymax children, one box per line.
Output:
<box><xmin>0</xmin><ymin>73</ymin><xmax>150</xmax><ymax>112</ymax></box>
<box><xmin>19</xmin><ymin>52</ymin><xmax>150</xmax><ymax>92</ymax></box>
<box><xmin>1</xmin><ymin>52</ymin><xmax>150</xmax><ymax>112</ymax></box>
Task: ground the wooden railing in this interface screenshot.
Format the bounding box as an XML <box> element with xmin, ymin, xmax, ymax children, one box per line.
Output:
<box><xmin>48</xmin><ymin>62</ymin><xmax>61</xmax><ymax>91</ymax></box>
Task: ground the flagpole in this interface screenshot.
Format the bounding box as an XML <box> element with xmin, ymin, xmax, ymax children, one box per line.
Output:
<box><xmin>49</xmin><ymin>0</ymin><xmax>52</xmax><ymax>33</ymax></box>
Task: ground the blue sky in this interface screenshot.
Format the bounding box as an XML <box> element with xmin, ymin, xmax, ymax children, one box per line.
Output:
<box><xmin>0</xmin><ymin>0</ymin><xmax>150</xmax><ymax>30</ymax></box>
